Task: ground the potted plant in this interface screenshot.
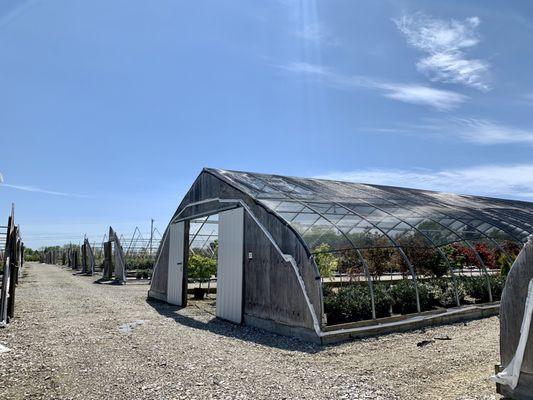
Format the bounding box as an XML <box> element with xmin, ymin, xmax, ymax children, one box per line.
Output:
<box><xmin>188</xmin><ymin>254</ymin><xmax>217</xmax><ymax>300</ymax></box>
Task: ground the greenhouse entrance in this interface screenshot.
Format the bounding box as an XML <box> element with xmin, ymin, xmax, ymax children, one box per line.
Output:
<box><xmin>166</xmin><ymin>208</ymin><xmax>244</xmax><ymax>324</ymax></box>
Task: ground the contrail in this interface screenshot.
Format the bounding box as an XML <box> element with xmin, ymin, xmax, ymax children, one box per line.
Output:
<box><xmin>1</xmin><ymin>183</ymin><xmax>88</xmax><ymax>198</ymax></box>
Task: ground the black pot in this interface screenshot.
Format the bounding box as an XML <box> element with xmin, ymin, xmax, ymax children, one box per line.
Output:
<box><xmin>193</xmin><ymin>287</ymin><xmax>207</xmax><ymax>300</ymax></box>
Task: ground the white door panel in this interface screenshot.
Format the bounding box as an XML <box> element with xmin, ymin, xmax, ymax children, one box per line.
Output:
<box><xmin>167</xmin><ymin>222</ymin><xmax>185</xmax><ymax>306</ymax></box>
<box><xmin>217</xmin><ymin>208</ymin><xmax>244</xmax><ymax>323</ymax></box>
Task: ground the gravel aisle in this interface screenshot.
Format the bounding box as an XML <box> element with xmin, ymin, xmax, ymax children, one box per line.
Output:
<box><xmin>0</xmin><ymin>263</ymin><xmax>501</xmax><ymax>399</ymax></box>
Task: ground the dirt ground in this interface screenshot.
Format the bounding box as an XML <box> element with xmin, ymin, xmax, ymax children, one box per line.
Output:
<box><xmin>0</xmin><ymin>263</ymin><xmax>502</xmax><ymax>399</ymax></box>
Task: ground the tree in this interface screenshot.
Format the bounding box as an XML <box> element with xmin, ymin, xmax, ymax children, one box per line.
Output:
<box><xmin>363</xmin><ymin>247</ymin><xmax>395</xmax><ymax>279</ymax></box>
<box><xmin>473</xmin><ymin>242</ymin><xmax>496</xmax><ymax>269</ymax></box>
<box><xmin>313</xmin><ymin>243</ymin><xmax>338</xmax><ymax>280</ymax></box>
<box><xmin>397</xmin><ymin>234</ymin><xmax>448</xmax><ymax>278</ymax></box>
<box><xmin>188</xmin><ymin>254</ymin><xmax>217</xmax><ymax>286</ymax></box>
<box><xmin>444</xmin><ymin>243</ymin><xmax>477</xmax><ymax>268</ymax></box>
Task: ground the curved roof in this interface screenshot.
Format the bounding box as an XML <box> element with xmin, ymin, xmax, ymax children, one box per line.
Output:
<box><xmin>207</xmin><ymin>168</ymin><xmax>533</xmax><ymax>258</ymax></box>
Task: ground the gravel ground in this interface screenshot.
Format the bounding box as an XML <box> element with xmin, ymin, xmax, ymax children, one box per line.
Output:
<box><xmin>0</xmin><ymin>263</ymin><xmax>502</xmax><ymax>399</ymax></box>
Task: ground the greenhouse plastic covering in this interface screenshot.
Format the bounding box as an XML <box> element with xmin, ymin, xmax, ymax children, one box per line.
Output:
<box><xmin>206</xmin><ymin>168</ymin><xmax>533</xmax><ymax>315</ymax></box>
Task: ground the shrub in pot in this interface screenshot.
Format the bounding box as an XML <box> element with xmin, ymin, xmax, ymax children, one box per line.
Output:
<box><xmin>324</xmin><ymin>283</ymin><xmax>392</xmax><ymax>325</ymax></box>
<box><xmin>389</xmin><ymin>280</ymin><xmax>437</xmax><ymax>314</ymax></box>
<box><xmin>461</xmin><ymin>276</ymin><xmax>491</xmax><ymax>303</ymax></box>
<box><xmin>489</xmin><ymin>274</ymin><xmax>506</xmax><ymax>301</ymax></box>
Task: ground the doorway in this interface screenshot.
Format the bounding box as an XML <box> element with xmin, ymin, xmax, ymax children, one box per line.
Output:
<box><xmin>167</xmin><ymin>207</ymin><xmax>244</xmax><ymax>324</ymax></box>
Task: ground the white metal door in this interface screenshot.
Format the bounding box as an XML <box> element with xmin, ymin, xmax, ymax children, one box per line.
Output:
<box><xmin>216</xmin><ymin>208</ymin><xmax>244</xmax><ymax>323</ymax></box>
<box><xmin>167</xmin><ymin>222</ymin><xmax>185</xmax><ymax>306</ymax></box>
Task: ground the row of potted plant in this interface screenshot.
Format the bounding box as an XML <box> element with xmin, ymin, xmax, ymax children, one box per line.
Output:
<box><xmin>323</xmin><ymin>274</ymin><xmax>505</xmax><ymax>325</ymax></box>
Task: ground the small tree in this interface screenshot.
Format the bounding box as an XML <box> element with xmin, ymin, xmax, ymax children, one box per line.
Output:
<box><xmin>313</xmin><ymin>243</ymin><xmax>338</xmax><ymax>280</ymax></box>
<box><xmin>188</xmin><ymin>254</ymin><xmax>217</xmax><ymax>287</ymax></box>
<box><xmin>337</xmin><ymin>248</ymin><xmax>361</xmax><ymax>277</ymax></box>
<box><xmin>474</xmin><ymin>242</ymin><xmax>496</xmax><ymax>269</ymax></box>
<box><xmin>396</xmin><ymin>234</ymin><xmax>448</xmax><ymax>278</ymax></box>
<box><xmin>363</xmin><ymin>245</ymin><xmax>395</xmax><ymax>280</ymax></box>
<box><xmin>445</xmin><ymin>243</ymin><xmax>477</xmax><ymax>269</ymax></box>
<box><xmin>495</xmin><ymin>240</ymin><xmax>521</xmax><ymax>275</ymax></box>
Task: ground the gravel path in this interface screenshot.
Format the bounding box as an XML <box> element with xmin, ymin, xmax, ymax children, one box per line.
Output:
<box><xmin>0</xmin><ymin>263</ymin><xmax>501</xmax><ymax>399</ymax></box>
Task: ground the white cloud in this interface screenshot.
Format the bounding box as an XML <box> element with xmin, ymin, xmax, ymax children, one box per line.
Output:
<box><xmin>394</xmin><ymin>13</ymin><xmax>490</xmax><ymax>91</ymax></box>
<box><xmin>0</xmin><ymin>183</ymin><xmax>88</xmax><ymax>198</ymax></box>
<box><xmin>316</xmin><ymin>164</ymin><xmax>533</xmax><ymax>200</ymax></box>
<box><xmin>389</xmin><ymin>117</ymin><xmax>533</xmax><ymax>146</ymax></box>
<box><xmin>294</xmin><ymin>23</ymin><xmax>340</xmax><ymax>46</ymax></box>
<box><xmin>282</xmin><ymin>61</ymin><xmax>330</xmax><ymax>76</ymax></box>
<box><xmin>379</xmin><ymin>83</ymin><xmax>466</xmax><ymax>110</ymax></box>
<box><xmin>369</xmin><ymin>117</ymin><xmax>533</xmax><ymax>146</ymax></box>
<box><xmin>453</xmin><ymin>118</ymin><xmax>533</xmax><ymax>145</ymax></box>
<box><xmin>279</xmin><ymin>61</ymin><xmax>467</xmax><ymax>110</ymax></box>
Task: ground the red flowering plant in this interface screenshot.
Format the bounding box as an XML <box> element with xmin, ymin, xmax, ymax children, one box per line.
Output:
<box><xmin>473</xmin><ymin>242</ymin><xmax>497</xmax><ymax>269</ymax></box>
<box><xmin>445</xmin><ymin>243</ymin><xmax>478</xmax><ymax>269</ymax></box>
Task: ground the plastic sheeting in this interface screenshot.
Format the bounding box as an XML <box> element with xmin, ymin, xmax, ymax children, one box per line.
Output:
<box><xmin>492</xmin><ymin>277</ymin><xmax>533</xmax><ymax>389</ymax></box>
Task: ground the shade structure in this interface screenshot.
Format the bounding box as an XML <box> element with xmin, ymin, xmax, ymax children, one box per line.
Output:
<box><xmin>148</xmin><ymin>168</ymin><xmax>533</xmax><ymax>342</ymax></box>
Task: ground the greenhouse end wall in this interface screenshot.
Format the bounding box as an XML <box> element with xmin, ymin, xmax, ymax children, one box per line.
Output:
<box><xmin>148</xmin><ymin>169</ymin><xmax>323</xmax><ymax>341</ymax></box>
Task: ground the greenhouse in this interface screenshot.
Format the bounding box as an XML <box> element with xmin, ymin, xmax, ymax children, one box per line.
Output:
<box><xmin>148</xmin><ymin>168</ymin><xmax>532</xmax><ymax>343</ymax></box>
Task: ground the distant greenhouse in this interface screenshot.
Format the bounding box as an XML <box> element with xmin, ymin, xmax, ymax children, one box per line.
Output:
<box><xmin>149</xmin><ymin>168</ymin><xmax>530</xmax><ymax>343</ymax></box>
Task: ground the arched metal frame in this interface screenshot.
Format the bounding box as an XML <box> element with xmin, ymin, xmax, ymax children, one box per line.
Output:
<box><xmin>345</xmin><ymin>183</ymin><xmax>515</xmax><ymax>304</ymax></box>
<box><xmin>213</xmin><ymin>169</ymin><xmax>533</xmax><ymax>319</ymax></box>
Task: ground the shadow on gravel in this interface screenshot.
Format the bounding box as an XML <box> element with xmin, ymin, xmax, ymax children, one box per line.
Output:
<box><xmin>147</xmin><ymin>299</ymin><xmax>323</xmax><ymax>354</ymax></box>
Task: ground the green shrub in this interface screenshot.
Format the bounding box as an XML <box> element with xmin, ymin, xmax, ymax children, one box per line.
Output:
<box><xmin>500</xmin><ymin>259</ymin><xmax>511</xmax><ymax>278</ymax></box>
<box><xmin>390</xmin><ymin>280</ymin><xmax>427</xmax><ymax>314</ymax></box>
<box><xmin>324</xmin><ymin>283</ymin><xmax>392</xmax><ymax>325</ymax></box>
<box><xmin>460</xmin><ymin>274</ymin><xmax>505</xmax><ymax>302</ymax></box>
<box><xmin>188</xmin><ymin>254</ymin><xmax>217</xmax><ymax>282</ymax></box>
<box><xmin>324</xmin><ymin>275</ymin><xmax>499</xmax><ymax>326</ymax></box>
<box><xmin>435</xmin><ymin>281</ymin><xmax>465</xmax><ymax>308</ymax></box>
<box><xmin>372</xmin><ymin>284</ymin><xmax>393</xmax><ymax>318</ymax></box>
<box><xmin>135</xmin><ymin>269</ymin><xmax>152</xmax><ymax>280</ymax></box>
<box><xmin>460</xmin><ymin>276</ymin><xmax>491</xmax><ymax>303</ymax></box>
<box><xmin>127</xmin><ymin>258</ymin><xmax>153</xmax><ymax>270</ymax></box>
<box><xmin>425</xmin><ymin>278</ymin><xmax>465</xmax><ymax>308</ymax></box>
<box><xmin>489</xmin><ymin>274</ymin><xmax>506</xmax><ymax>301</ymax></box>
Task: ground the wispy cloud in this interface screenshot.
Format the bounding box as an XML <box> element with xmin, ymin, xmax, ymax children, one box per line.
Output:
<box><xmin>379</xmin><ymin>117</ymin><xmax>533</xmax><ymax>146</ymax></box>
<box><xmin>1</xmin><ymin>183</ymin><xmax>88</xmax><ymax>198</ymax></box>
<box><xmin>280</xmin><ymin>61</ymin><xmax>467</xmax><ymax>110</ymax></box>
<box><xmin>452</xmin><ymin>118</ymin><xmax>533</xmax><ymax>145</ymax></box>
<box><xmin>380</xmin><ymin>84</ymin><xmax>466</xmax><ymax>110</ymax></box>
<box><xmin>316</xmin><ymin>164</ymin><xmax>533</xmax><ymax>199</ymax></box>
<box><xmin>294</xmin><ymin>23</ymin><xmax>340</xmax><ymax>46</ymax></box>
<box><xmin>394</xmin><ymin>13</ymin><xmax>490</xmax><ymax>91</ymax></box>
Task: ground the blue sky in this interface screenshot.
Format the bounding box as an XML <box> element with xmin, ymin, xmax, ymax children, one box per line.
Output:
<box><xmin>1</xmin><ymin>0</ymin><xmax>533</xmax><ymax>248</ymax></box>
